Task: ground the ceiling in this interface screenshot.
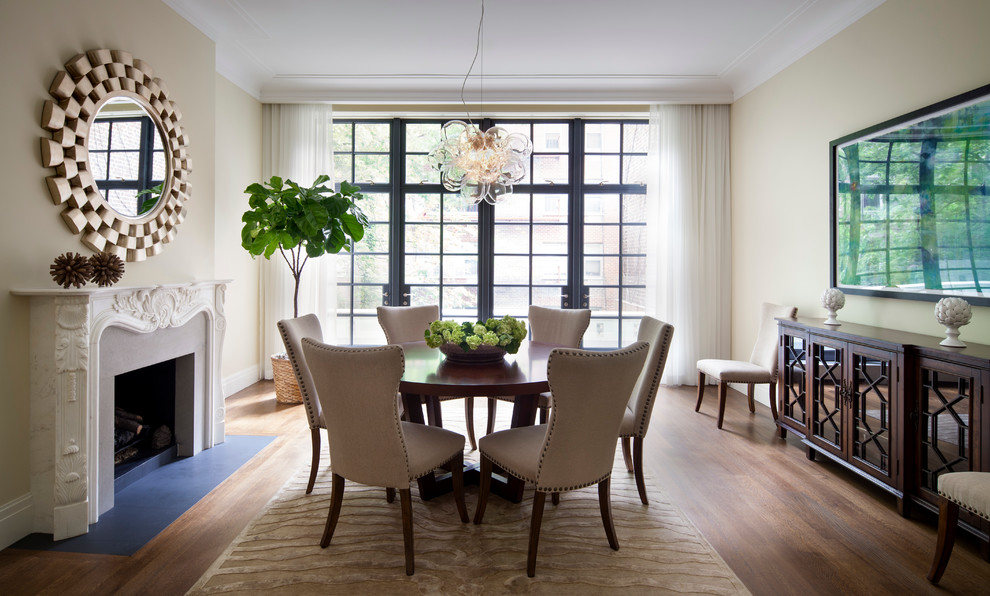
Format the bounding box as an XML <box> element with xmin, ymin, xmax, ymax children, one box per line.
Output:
<box><xmin>163</xmin><ymin>0</ymin><xmax>885</xmax><ymax>105</ymax></box>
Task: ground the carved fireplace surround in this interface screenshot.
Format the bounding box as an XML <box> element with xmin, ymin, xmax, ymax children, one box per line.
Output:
<box><xmin>12</xmin><ymin>281</ymin><xmax>228</xmax><ymax>539</ymax></box>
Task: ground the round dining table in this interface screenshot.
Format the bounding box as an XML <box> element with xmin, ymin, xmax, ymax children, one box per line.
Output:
<box><xmin>398</xmin><ymin>340</ymin><xmax>556</xmax><ymax>502</ymax></box>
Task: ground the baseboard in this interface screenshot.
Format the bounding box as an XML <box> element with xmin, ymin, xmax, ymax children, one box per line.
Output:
<box><xmin>0</xmin><ymin>493</ymin><xmax>34</xmax><ymax>550</ymax></box>
<box><xmin>223</xmin><ymin>364</ymin><xmax>261</xmax><ymax>398</ymax></box>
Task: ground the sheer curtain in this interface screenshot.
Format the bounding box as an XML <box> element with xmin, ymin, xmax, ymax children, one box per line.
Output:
<box><xmin>259</xmin><ymin>103</ymin><xmax>338</xmax><ymax>378</ymax></box>
<box><xmin>646</xmin><ymin>104</ymin><xmax>731</xmax><ymax>385</ymax></box>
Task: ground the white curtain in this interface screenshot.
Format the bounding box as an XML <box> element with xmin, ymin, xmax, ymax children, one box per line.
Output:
<box><xmin>646</xmin><ymin>104</ymin><xmax>731</xmax><ymax>385</ymax></box>
<box><xmin>259</xmin><ymin>103</ymin><xmax>338</xmax><ymax>377</ymax></box>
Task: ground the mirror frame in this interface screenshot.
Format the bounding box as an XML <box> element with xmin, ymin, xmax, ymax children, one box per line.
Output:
<box><xmin>41</xmin><ymin>49</ymin><xmax>191</xmax><ymax>261</ymax></box>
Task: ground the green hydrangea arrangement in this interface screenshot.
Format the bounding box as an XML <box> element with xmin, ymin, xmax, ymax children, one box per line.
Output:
<box><xmin>424</xmin><ymin>315</ymin><xmax>528</xmax><ymax>354</ymax></box>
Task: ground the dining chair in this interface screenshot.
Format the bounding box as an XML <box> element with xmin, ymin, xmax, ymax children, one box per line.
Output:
<box><xmin>927</xmin><ymin>471</ymin><xmax>990</xmax><ymax>583</ymax></box>
<box><xmin>696</xmin><ymin>302</ymin><xmax>797</xmax><ymax>430</ymax></box>
<box><xmin>618</xmin><ymin>316</ymin><xmax>674</xmax><ymax>504</ymax></box>
<box><xmin>486</xmin><ymin>305</ymin><xmax>592</xmax><ymax>435</ymax></box>
<box><xmin>276</xmin><ymin>314</ymin><xmax>327</xmax><ymax>494</ymax></box>
<box><xmin>474</xmin><ymin>342</ymin><xmax>649</xmax><ymax>577</ymax></box>
<box><xmin>301</xmin><ymin>340</ymin><xmax>470</xmax><ymax>576</ymax></box>
<box><xmin>377</xmin><ymin>305</ymin><xmax>481</xmax><ymax>450</ymax></box>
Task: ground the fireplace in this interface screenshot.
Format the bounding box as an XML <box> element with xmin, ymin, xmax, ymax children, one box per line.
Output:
<box><xmin>14</xmin><ymin>281</ymin><xmax>228</xmax><ymax>539</ymax></box>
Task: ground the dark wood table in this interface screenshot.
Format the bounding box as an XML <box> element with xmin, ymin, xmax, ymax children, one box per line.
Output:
<box><xmin>398</xmin><ymin>340</ymin><xmax>555</xmax><ymax>502</ymax></box>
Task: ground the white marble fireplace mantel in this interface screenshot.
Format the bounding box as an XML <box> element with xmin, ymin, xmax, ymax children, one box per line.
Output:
<box><xmin>11</xmin><ymin>280</ymin><xmax>229</xmax><ymax>539</ymax></box>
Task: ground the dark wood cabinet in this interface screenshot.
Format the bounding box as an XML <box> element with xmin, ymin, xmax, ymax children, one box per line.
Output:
<box><xmin>777</xmin><ymin>318</ymin><xmax>989</xmax><ymax>529</ymax></box>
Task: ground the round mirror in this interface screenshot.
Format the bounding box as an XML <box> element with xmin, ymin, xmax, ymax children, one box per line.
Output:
<box><xmin>41</xmin><ymin>49</ymin><xmax>191</xmax><ymax>262</ymax></box>
<box><xmin>89</xmin><ymin>97</ymin><xmax>170</xmax><ymax>219</ymax></box>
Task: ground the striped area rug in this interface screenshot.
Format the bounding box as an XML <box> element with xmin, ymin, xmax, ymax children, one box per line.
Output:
<box><xmin>189</xmin><ymin>408</ymin><xmax>749</xmax><ymax>595</ymax></box>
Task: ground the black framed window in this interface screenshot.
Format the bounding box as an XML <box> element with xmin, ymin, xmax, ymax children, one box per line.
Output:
<box><xmin>89</xmin><ymin>114</ymin><xmax>165</xmax><ymax>216</ymax></box>
<box><xmin>331</xmin><ymin>117</ymin><xmax>648</xmax><ymax>348</ymax></box>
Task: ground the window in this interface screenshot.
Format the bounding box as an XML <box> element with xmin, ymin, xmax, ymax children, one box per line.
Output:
<box><xmin>331</xmin><ymin>117</ymin><xmax>648</xmax><ymax>348</ymax></box>
<box><xmin>89</xmin><ymin>113</ymin><xmax>165</xmax><ymax>217</ymax></box>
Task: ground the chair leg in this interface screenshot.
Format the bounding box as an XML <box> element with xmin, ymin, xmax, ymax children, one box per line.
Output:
<box><xmin>769</xmin><ymin>381</ymin><xmax>780</xmax><ymax>421</ymax></box>
<box><xmin>307</xmin><ymin>428</ymin><xmax>321</xmax><ymax>494</ymax></box>
<box><xmin>386</xmin><ymin>487</ymin><xmax>395</xmax><ymax>503</ymax></box>
<box><xmin>695</xmin><ymin>371</ymin><xmax>706</xmax><ymax>411</ymax></box>
<box><xmin>400</xmin><ymin>488</ymin><xmax>415</xmax><ymax>576</ymax></box>
<box><xmin>320</xmin><ymin>473</ymin><xmax>345</xmax><ymax>548</ymax></box>
<box><xmin>928</xmin><ymin>497</ymin><xmax>960</xmax><ymax>583</ymax></box>
<box><xmin>539</xmin><ymin>405</ymin><xmax>548</xmax><ymax>425</ymax></box>
<box><xmin>717</xmin><ymin>381</ymin><xmax>728</xmax><ymax>429</ymax></box>
<box><xmin>451</xmin><ymin>452</ymin><xmax>469</xmax><ymax>523</ymax></box>
<box><xmin>527</xmin><ymin>491</ymin><xmax>548</xmax><ymax>577</ymax></box>
<box><xmin>747</xmin><ymin>384</ymin><xmax>756</xmax><ymax>413</ymax></box>
<box><xmin>621</xmin><ymin>437</ymin><xmax>633</xmax><ymax>472</ymax></box>
<box><xmin>464</xmin><ymin>397</ymin><xmax>477</xmax><ymax>450</ymax></box>
<box><xmin>474</xmin><ymin>456</ymin><xmax>493</xmax><ymax>524</ymax></box>
<box><xmin>551</xmin><ymin>492</ymin><xmax>560</xmax><ymax>505</ymax></box>
<box><xmin>486</xmin><ymin>398</ymin><xmax>497</xmax><ymax>435</ymax></box>
<box><xmin>598</xmin><ymin>477</ymin><xmax>620</xmax><ymax>551</ymax></box>
<box><xmin>633</xmin><ymin>437</ymin><xmax>648</xmax><ymax>505</ymax></box>
<box><xmin>425</xmin><ymin>396</ymin><xmax>443</xmax><ymax>427</ymax></box>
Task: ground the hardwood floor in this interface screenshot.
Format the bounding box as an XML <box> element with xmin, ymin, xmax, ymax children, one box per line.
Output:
<box><xmin>2</xmin><ymin>381</ymin><xmax>988</xmax><ymax>595</ymax></box>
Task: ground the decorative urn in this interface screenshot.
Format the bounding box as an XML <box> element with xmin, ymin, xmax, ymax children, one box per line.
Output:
<box><xmin>934</xmin><ymin>297</ymin><xmax>973</xmax><ymax>348</ymax></box>
<box><xmin>821</xmin><ymin>288</ymin><xmax>846</xmax><ymax>326</ymax></box>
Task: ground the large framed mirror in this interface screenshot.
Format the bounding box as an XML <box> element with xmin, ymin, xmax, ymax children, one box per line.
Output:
<box><xmin>41</xmin><ymin>49</ymin><xmax>191</xmax><ymax>261</ymax></box>
<box><xmin>830</xmin><ymin>83</ymin><xmax>990</xmax><ymax>306</ymax></box>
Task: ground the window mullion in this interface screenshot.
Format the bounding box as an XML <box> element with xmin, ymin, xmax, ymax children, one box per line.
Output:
<box><xmin>570</xmin><ymin>119</ymin><xmax>585</xmax><ymax>309</ymax></box>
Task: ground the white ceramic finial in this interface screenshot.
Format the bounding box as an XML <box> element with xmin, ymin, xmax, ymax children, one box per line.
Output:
<box><xmin>934</xmin><ymin>297</ymin><xmax>973</xmax><ymax>348</ymax></box>
<box><xmin>821</xmin><ymin>288</ymin><xmax>846</xmax><ymax>326</ymax></box>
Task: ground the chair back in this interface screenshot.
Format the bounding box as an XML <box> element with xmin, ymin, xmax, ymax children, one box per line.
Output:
<box><xmin>528</xmin><ymin>305</ymin><xmax>591</xmax><ymax>347</ymax></box>
<box><xmin>302</xmin><ymin>340</ymin><xmax>410</xmax><ymax>488</ymax></box>
<box><xmin>535</xmin><ymin>342</ymin><xmax>649</xmax><ymax>492</ymax></box>
<box><xmin>377</xmin><ymin>305</ymin><xmax>440</xmax><ymax>344</ymax></box>
<box><xmin>625</xmin><ymin>317</ymin><xmax>675</xmax><ymax>438</ymax></box>
<box><xmin>277</xmin><ymin>314</ymin><xmax>325</xmax><ymax>430</ymax></box>
<box><xmin>748</xmin><ymin>302</ymin><xmax>798</xmax><ymax>374</ymax></box>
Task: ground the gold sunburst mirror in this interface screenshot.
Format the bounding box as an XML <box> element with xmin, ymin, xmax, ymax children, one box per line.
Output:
<box><xmin>41</xmin><ymin>49</ymin><xmax>191</xmax><ymax>261</ymax></box>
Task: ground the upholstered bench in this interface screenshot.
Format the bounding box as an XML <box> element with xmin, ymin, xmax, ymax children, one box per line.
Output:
<box><xmin>928</xmin><ymin>471</ymin><xmax>990</xmax><ymax>583</ymax></box>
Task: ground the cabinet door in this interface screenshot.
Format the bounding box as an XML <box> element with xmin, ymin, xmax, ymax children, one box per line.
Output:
<box><xmin>917</xmin><ymin>358</ymin><xmax>978</xmax><ymax>506</ymax></box>
<box><xmin>809</xmin><ymin>336</ymin><xmax>845</xmax><ymax>459</ymax></box>
<box><xmin>848</xmin><ymin>343</ymin><xmax>897</xmax><ymax>483</ymax></box>
<box><xmin>779</xmin><ymin>328</ymin><xmax>809</xmax><ymax>437</ymax></box>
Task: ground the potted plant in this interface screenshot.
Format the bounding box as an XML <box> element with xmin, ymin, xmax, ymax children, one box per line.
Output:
<box><xmin>241</xmin><ymin>174</ymin><xmax>368</xmax><ymax>402</ymax></box>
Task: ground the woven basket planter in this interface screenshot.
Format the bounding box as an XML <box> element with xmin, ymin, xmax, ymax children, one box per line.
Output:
<box><xmin>271</xmin><ymin>354</ymin><xmax>303</xmax><ymax>404</ymax></box>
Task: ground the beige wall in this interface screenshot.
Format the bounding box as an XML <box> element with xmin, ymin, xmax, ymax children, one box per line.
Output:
<box><xmin>0</xmin><ymin>0</ymin><xmax>216</xmax><ymax>521</ymax></box>
<box><xmin>215</xmin><ymin>74</ymin><xmax>262</xmax><ymax>385</ymax></box>
<box><xmin>731</xmin><ymin>0</ymin><xmax>990</xmax><ymax>400</ymax></box>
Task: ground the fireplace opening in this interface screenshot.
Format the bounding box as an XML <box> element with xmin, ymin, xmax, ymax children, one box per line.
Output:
<box><xmin>113</xmin><ymin>354</ymin><xmax>193</xmax><ymax>489</ymax></box>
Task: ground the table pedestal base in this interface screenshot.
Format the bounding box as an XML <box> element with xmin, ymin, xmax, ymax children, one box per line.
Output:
<box><xmin>402</xmin><ymin>391</ymin><xmax>540</xmax><ymax>503</ymax></box>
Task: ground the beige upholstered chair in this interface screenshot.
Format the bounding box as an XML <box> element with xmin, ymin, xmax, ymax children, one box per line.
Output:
<box><xmin>474</xmin><ymin>342</ymin><xmax>649</xmax><ymax>577</ymax></box>
<box><xmin>377</xmin><ymin>305</ymin><xmax>481</xmax><ymax>450</ymax></box>
<box><xmin>618</xmin><ymin>317</ymin><xmax>674</xmax><ymax>504</ymax></box>
<box><xmin>928</xmin><ymin>472</ymin><xmax>990</xmax><ymax>583</ymax></box>
<box><xmin>486</xmin><ymin>305</ymin><xmax>592</xmax><ymax>434</ymax></box>
<box><xmin>301</xmin><ymin>340</ymin><xmax>469</xmax><ymax>576</ymax></box>
<box><xmin>276</xmin><ymin>314</ymin><xmax>326</xmax><ymax>494</ymax></box>
<box><xmin>696</xmin><ymin>302</ymin><xmax>797</xmax><ymax>430</ymax></box>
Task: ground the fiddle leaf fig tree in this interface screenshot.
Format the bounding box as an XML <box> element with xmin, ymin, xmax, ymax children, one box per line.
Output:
<box><xmin>241</xmin><ymin>175</ymin><xmax>368</xmax><ymax>317</ymax></box>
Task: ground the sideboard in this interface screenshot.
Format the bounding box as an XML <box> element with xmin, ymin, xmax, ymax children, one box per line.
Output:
<box><xmin>776</xmin><ymin>317</ymin><xmax>990</xmax><ymax>543</ymax></box>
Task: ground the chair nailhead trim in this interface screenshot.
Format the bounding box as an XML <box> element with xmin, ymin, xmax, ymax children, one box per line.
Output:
<box><xmin>938</xmin><ymin>490</ymin><xmax>990</xmax><ymax>521</ymax></box>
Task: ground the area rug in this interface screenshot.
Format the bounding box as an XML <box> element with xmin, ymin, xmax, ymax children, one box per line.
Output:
<box><xmin>189</xmin><ymin>436</ymin><xmax>748</xmax><ymax>594</ymax></box>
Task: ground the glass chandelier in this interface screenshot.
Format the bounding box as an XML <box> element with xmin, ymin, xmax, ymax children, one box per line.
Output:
<box><xmin>428</xmin><ymin>0</ymin><xmax>532</xmax><ymax>205</ymax></box>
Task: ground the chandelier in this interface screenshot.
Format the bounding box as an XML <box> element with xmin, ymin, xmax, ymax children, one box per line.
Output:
<box><xmin>428</xmin><ymin>0</ymin><xmax>532</xmax><ymax>205</ymax></box>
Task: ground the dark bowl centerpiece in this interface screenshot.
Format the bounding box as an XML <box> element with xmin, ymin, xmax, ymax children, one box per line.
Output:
<box><xmin>424</xmin><ymin>316</ymin><xmax>527</xmax><ymax>365</ymax></box>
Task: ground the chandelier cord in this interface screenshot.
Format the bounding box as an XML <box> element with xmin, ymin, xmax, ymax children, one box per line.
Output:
<box><xmin>459</xmin><ymin>0</ymin><xmax>485</xmax><ymax>127</ymax></box>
